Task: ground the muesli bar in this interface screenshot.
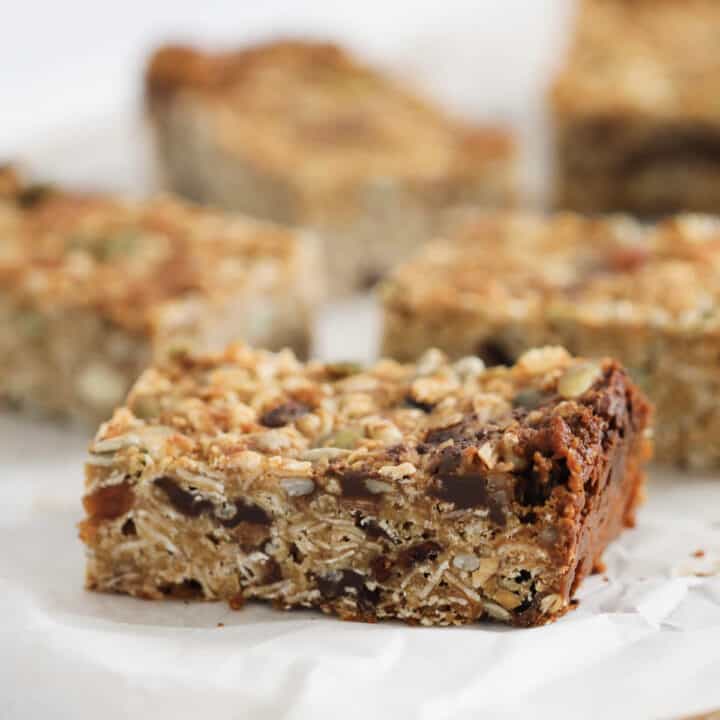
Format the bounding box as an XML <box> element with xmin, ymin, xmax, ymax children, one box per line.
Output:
<box><xmin>80</xmin><ymin>343</ymin><xmax>650</xmax><ymax>627</ymax></box>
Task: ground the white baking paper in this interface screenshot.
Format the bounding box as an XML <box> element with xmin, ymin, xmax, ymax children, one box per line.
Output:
<box><xmin>2</xmin><ymin>297</ymin><xmax>719</xmax><ymax>720</ymax></box>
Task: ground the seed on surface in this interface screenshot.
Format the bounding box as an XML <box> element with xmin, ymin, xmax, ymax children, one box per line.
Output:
<box><xmin>557</xmin><ymin>362</ymin><xmax>602</xmax><ymax>399</ymax></box>
<box><xmin>280</xmin><ymin>478</ymin><xmax>316</xmax><ymax>497</ymax></box>
<box><xmin>452</xmin><ymin>554</ymin><xmax>481</xmax><ymax>572</ymax></box>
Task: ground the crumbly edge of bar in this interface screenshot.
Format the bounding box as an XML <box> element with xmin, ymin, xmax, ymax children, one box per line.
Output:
<box><xmin>80</xmin><ymin>347</ymin><xmax>651</xmax><ymax>627</ymax></box>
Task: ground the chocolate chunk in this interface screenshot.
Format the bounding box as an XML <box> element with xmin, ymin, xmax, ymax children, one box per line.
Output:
<box><xmin>160</xmin><ymin>578</ymin><xmax>203</xmax><ymax>599</ymax></box>
<box><xmin>262</xmin><ymin>557</ymin><xmax>283</xmax><ymax>585</ymax></box>
<box><xmin>316</xmin><ymin>570</ymin><xmax>380</xmax><ymax>612</ymax></box>
<box><xmin>515</xmin><ymin>569</ymin><xmax>532</xmax><ymax>583</ymax></box>
<box><xmin>354</xmin><ymin>513</ymin><xmax>391</xmax><ymax>540</ymax></box>
<box><xmin>398</xmin><ymin>541</ymin><xmax>443</xmax><ymax>568</ymax></box>
<box><xmin>475</xmin><ymin>340</ymin><xmax>514</xmax><ymax>367</ymax></box>
<box><xmin>431</xmin><ymin>469</ymin><xmax>507</xmax><ymax>525</ymax></box>
<box><xmin>121</xmin><ymin>517</ymin><xmax>137</xmax><ymax>536</ymax></box>
<box><xmin>259</xmin><ymin>400</ymin><xmax>311</xmax><ymax>428</ymax></box>
<box><xmin>218</xmin><ymin>499</ymin><xmax>271</xmax><ymax>527</ymax></box>
<box><xmin>403</xmin><ymin>394</ymin><xmax>436</xmax><ymax>413</ymax></box>
<box><xmin>369</xmin><ymin>555</ymin><xmax>394</xmax><ymax>582</ymax></box>
<box><xmin>424</xmin><ymin>422</ymin><xmax>465</xmax><ymax>445</ymax></box>
<box><xmin>334</xmin><ymin>468</ymin><xmax>377</xmax><ymax>498</ymax></box>
<box><xmin>154</xmin><ymin>476</ymin><xmax>214</xmax><ymax>518</ymax></box>
<box><xmin>289</xmin><ymin>543</ymin><xmax>304</xmax><ymax>563</ymax></box>
<box><xmin>154</xmin><ymin>477</ymin><xmax>271</xmax><ymax>526</ymax></box>
<box><xmin>432</xmin><ymin>445</ymin><xmax>463</xmax><ymax>476</ymax></box>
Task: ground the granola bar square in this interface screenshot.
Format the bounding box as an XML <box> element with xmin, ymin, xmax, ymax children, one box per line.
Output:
<box><xmin>80</xmin><ymin>344</ymin><xmax>650</xmax><ymax>627</ymax></box>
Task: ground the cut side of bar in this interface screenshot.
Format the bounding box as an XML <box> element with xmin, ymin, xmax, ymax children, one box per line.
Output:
<box><xmin>80</xmin><ymin>344</ymin><xmax>651</xmax><ymax>627</ymax></box>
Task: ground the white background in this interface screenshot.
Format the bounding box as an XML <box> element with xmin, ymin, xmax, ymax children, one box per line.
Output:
<box><xmin>0</xmin><ymin>0</ymin><xmax>573</xmax><ymax>198</ymax></box>
<box><xmin>2</xmin><ymin>3</ymin><xmax>720</xmax><ymax>719</ymax></box>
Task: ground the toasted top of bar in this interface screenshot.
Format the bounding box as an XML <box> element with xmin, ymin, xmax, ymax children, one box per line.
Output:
<box><xmin>0</xmin><ymin>173</ymin><xmax>312</xmax><ymax>333</ymax></box>
<box><xmin>382</xmin><ymin>212</ymin><xmax>720</xmax><ymax>331</ymax></box>
<box><xmin>146</xmin><ymin>41</ymin><xmax>513</xmax><ymax>189</ymax></box>
<box><xmin>553</xmin><ymin>0</ymin><xmax>720</xmax><ymax>120</ymax></box>
<box><xmin>88</xmin><ymin>343</ymin><xmax>649</xmax><ymax>520</ymax></box>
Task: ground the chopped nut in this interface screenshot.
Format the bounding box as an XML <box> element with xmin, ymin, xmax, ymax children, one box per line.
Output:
<box><xmin>364</xmin><ymin>478</ymin><xmax>394</xmax><ymax>494</ymax></box>
<box><xmin>230</xmin><ymin>450</ymin><xmax>263</xmax><ymax>479</ymax></box>
<box><xmin>492</xmin><ymin>588</ymin><xmax>522</xmax><ymax>610</ymax></box>
<box><xmin>416</xmin><ymin>348</ymin><xmax>446</xmax><ymax>376</ymax></box>
<box><xmin>517</xmin><ymin>347</ymin><xmax>571</xmax><ymax>374</ymax></box>
<box><xmin>92</xmin><ymin>433</ymin><xmax>142</xmax><ymax>453</ymax></box>
<box><xmin>254</xmin><ymin>430</ymin><xmax>292</xmax><ymax>452</ymax></box>
<box><xmin>280</xmin><ymin>478</ymin><xmax>315</xmax><ymax>497</ymax></box>
<box><xmin>410</xmin><ymin>377</ymin><xmax>458</xmax><ymax>406</ymax></box>
<box><xmin>477</xmin><ymin>441</ymin><xmax>498</xmax><ymax>468</ymax></box>
<box><xmin>341</xmin><ymin>393</ymin><xmax>375</xmax><ymax>417</ymax></box>
<box><xmin>483</xmin><ymin>601</ymin><xmax>511</xmax><ymax>621</ymax></box>
<box><xmin>471</xmin><ymin>557</ymin><xmax>499</xmax><ymax>587</ymax></box>
<box><xmin>540</xmin><ymin>593</ymin><xmax>564</xmax><ymax>615</ymax></box>
<box><xmin>453</xmin><ymin>356</ymin><xmax>485</xmax><ymax>380</ymax></box>
<box><xmin>558</xmin><ymin>362</ymin><xmax>602</xmax><ymax>399</ymax></box>
<box><xmin>452</xmin><ymin>553</ymin><xmax>481</xmax><ymax>572</ymax></box>
<box><xmin>365</xmin><ymin>418</ymin><xmax>403</xmax><ymax>445</ymax></box>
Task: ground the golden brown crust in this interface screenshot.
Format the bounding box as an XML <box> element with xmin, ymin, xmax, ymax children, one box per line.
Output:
<box><xmin>0</xmin><ymin>172</ymin><xmax>311</xmax><ymax>333</ymax></box>
<box><xmin>553</xmin><ymin>0</ymin><xmax>720</xmax><ymax>121</ymax></box>
<box><xmin>382</xmin><ymin>212</ymin><xmax>720</xmax><ymax>333</ymax></box>
<box><xmin>145</xmin><ymin>40</ymin><xmax>514</xmax><ymax>184</ymax></box>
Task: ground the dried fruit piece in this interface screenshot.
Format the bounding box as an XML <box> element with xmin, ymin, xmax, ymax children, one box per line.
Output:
<box><xmin>83</xmin><ymin>480</ymin><xmax>134</xmax><ymax>520</ymax></box>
